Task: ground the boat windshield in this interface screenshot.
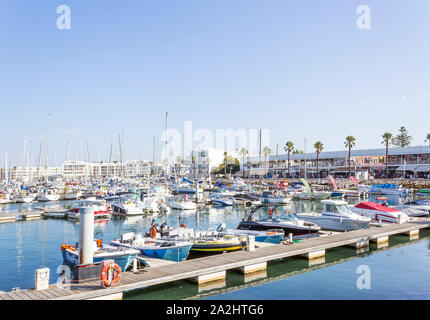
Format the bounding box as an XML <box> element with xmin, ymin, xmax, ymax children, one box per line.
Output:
<box><xmin>326</xmin><ymin>204</ymin><xmax>351</xmax><ymax>213</ymax></box>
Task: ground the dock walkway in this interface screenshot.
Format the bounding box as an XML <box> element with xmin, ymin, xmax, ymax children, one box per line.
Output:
<box><xmin>1</xmin><ymin>218</ymin><xmax>429</xmax><ymax>300</ymax></box>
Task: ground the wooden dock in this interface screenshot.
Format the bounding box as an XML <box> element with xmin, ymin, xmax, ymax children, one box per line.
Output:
<box><xmin>1</xmin><ymin>218</ymin><xmax>430</xmax><ymax>300</ymax></box>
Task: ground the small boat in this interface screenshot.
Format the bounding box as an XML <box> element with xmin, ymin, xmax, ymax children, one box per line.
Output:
<box><xmin>67</xmin><ymin>200</ymin><xmax>110</xmax><ymax>220</ymax></box>
<box><xmin>310</xmin><ymin>185</ymin><xmax>332</xmax><ymax>200</ymax></box>
<box><xmin>110</xmin><ymin>232</ymin><xmax>192</xmax><ymax>262</ymax></box>
<box><xmin>0</xmin><ymin>193</ymin><xmax>12</xmax><ymax>204</ymax></box>
<box><xmin>215</xmin><ymin>223</ymin><xmax>284</xmax><ymax>244</ymax></box>
<box><xmin>60</xmin><ymin>240</ymin><xmax>139</xmax><ymax>271</ymax></box>
<box><xmin>232</xmin><ymin>193</ymin><xmax>261</xmax><ymax>206</ymax></box>
<box><xmin>297</xmin><ymin>199</ymin><xmax>371</xmax><ymax>231</ymax></box>
<box><xmin>209</xmin><ymin>193</ymin><xmax>236</xmax><ymax>206</ymax></box>
<box><xmin>259</xmin><ymin>190</ymin><xmax>291</xmax><ymax>205</ymax></box>
<box><xmin>160</xmin><ymin>226</ymin><xmax>247</xmax><ymax>253</ymax></box>
<box><xmin>370</xmin><ymin>184</ymin><xmax>409</xmax><ymax>196</ymax></box>
<box><xmin>111</xmin><ymin>198</ymin><xmax>146</xmax><ymax>216</ymax></box>
<box><xmin>350</xmin><ymin>201</ymin><xmax>409</xmax><ymax>223</ymax></box>
<box><xmin>375</xmin><ymin>197</ymin><xmax>429</xmax><ymax>218</ymax></box>
<box><xmin>38</xmin><ymin>188</ymin><xmax>61</xmax><ymax>202</ymax></box>
<box><xmin>237</xmin><ymin>206</ymin><xmax>320</xmax><ymax>239</ymax></box>
<box><xmin>13</xmin><ymin>191</ymin><xmax>35</xmax><ymax>204</ymax></box>
<box><xmin>166</xmin><ymin>195</ymin><xmax>197</xmax><ymax>210</ymax></box>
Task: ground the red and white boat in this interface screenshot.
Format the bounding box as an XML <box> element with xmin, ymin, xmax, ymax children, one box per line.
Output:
<box><xmin>67</xmin><ymin>200</ymin><xmax>110</xmax><ymax>220</ymax></box>
<box><xmin>350</xmin><ymin>201</ymin><xmax>409</xmax><ymax>223</ymax></box>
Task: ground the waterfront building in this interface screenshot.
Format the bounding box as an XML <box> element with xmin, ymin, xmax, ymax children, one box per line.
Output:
<box><xmin>247</xmin><ymin>146</ymin><xmax>430</xmax><ymax>179</ymax></box>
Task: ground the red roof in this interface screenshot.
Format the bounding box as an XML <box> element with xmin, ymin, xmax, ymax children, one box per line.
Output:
<box><xmin>354</xmin><ymin>202</ymin><xmax>399</xmax><ymax>212</ymax></box>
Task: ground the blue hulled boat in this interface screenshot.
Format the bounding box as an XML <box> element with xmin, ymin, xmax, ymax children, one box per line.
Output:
<box><xmin>110</xmin><ymin>232</ymin><xmax>193</xmax><ymax>262</ymax></box>
<box><xmin>61</xmin><ymin>241</ymin><xmax>139</xmax><ymax>271</ymax></box>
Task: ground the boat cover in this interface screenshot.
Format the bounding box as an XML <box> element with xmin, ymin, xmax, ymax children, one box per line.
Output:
<box><xmin>354</xmin><ymin>202</ymin><xmax>399</xmax><ymax>212</ymax></box>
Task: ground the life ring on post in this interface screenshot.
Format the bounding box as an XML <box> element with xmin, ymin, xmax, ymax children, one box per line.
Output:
<box><xmin>180</xmin><ymin>224</ymin><xmax>187</xmax><ymax>228</ymax></box>
<box><xmin>101</xmin><ymin>263</ymin><xmax>121</xmax><ymax>288</ymax></box>
<box><xmin>150</xmin><ymin>226</ymin><xmax>157</xmax><ymax>239</ymax></box>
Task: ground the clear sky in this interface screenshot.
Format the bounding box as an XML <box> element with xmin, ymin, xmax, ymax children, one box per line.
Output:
<box><xmin>1</xmin><ymin>0</ymin><xmax>430</xmax><ymax>166</ymax></box>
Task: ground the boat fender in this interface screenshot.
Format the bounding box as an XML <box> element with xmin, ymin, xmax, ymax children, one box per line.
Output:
<box><xmin>150</xmin><ymin>226</ymin><xmax>157</xmax><ymax>239</ymax></box>
<box><xmin>180</xmin><ymin>224</ymin><xmax>187</xmax><ymax>228</ymax></box>
<box><xmin>216</xmin><ymin>223</ymin><xmax>226</xmax><ymax>232</ymax></box>
<box><xmin>101</xmin><ymin>263</ymin><xmax>121</xmax><ymax>288</ymax></box>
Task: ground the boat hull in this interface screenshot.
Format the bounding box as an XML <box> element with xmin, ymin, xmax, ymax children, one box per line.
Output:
<box><xmin>62</xmin><ymin>249</ymin><xmax>137</xmax><ymax>272</ymax></box>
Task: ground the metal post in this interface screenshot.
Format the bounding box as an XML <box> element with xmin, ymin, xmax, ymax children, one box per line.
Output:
<box><xmin>79</xmin><ymin>207</ymin><xmax>94</xmax><ymax>264</ymax></box>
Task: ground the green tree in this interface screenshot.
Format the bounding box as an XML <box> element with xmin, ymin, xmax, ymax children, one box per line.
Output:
<box><xmin>425</xmin><ymin>132</ymin><xmax>430</xmax><ymax>147</ymax></box>
<box><xmin>344</xmin><ymin>136</ymin><xmax>356</xmax><ymax>177</ymax></box>
<box><xmin>314</xmin><ymin>141</ymin><xmax>324</xmax><ymax>179</ymax></box>
<box><xmin>392</xmin><ymin>126</ymin><xmax>412</xmax><ymax>147</ymax></box>
<box><xmin>283</xmin><ymin>141</ymin><xmax>294</xmax><ymax>178</ymax></box>
<box><xmin>381</xmin><ymin>132</ymin><xmax>393</xmax><ymax>177</ymax></box>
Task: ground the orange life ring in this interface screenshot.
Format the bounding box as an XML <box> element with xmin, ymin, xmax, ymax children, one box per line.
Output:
<box><xmin>101</xmin><ymin>263</ymin><xmax>121</xmax><ymax>287</ymax></box>
<box><xmin>150</xmin><ymin>226</ymin><xmax>157</xmax><ymax>239</ymax></box>
<box><xmin>180</xmin><ymin>224</ymin><xmax>186</xmax><ymax>228</ymax></box>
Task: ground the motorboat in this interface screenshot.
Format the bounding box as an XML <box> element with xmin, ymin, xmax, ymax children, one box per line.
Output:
<box><xmin>209</xmin><ymin>193</ymin><xmax>236</xmax><ymax>206</ymax></box>
<box><xmin>166</xmin><ymin>195</ymin><xmax>197</xmax><ymax>210</ymax></box>
<box><xmin>215</xmin><ymin>223</ymin><xmax>284</xmax><ymax>244</ymax></box>
<box><xmin>67</xmin><ymin>200</ymin><xmax>110</xmax><ymax>220</ymax></box>
<box><xmin>159</xmin><ymin>225</ymin><xmax>247</xmax><ymax>253</ymax></box>
<box><xmin>370</xmin><ymin>184</ymin><xmax>409</xmax><ymax>196</ymax></box>
<box><xmin>237</xmin><ymin>207</ymin><xmax>321</xmax><ymax>239</ymax></box>
<box><xmin>310</xmin><ymin>185</ymin><xmax>332</xmax><ymax>200</ymax></box>
<box><xmin>259</xmin><ymin>190</ymin><xmax>291</xmax><ymax>205</ymax></box>
<box><xmin>61</xmin><ymin>239</ymin><xmax>139</xmax><ymax>271</ymax></box>
<box><xmin>350</xmin><ymin>201</ymin><xmax>409</xmax><ymax>223</ymax></box>
<box><xmin>38</xmin><ymin>188</ymin><xmax>61</xmax><ymax>202</ymax></box>
<box><xmin>232</xmin><ymin>193</ymin><xmax>261</xmax><ymax>206</ymax></box>
<box><xmin>375</xmin><ymin>197</ymin><xmax>429</xmax><ymax>218</ymax></box>
<box><xmin>296</xmin><ymin>199</ymin><xmax>371</xmax><ymax>231</ymax></box>
<box><xmin>13</xmin><ymin>191</ymin><xmax>35</xmax><ymax>204</ymax></box>
<box><xmin>110</xmin><ymin>232</ymin><xmax>192</xmax><ymax>262</ymax></box>
<box><xmin>61</xmin><ymin>187</ymin><xmax>82</xmax><ymax>201</ymax></box>
<box><xmin>0</xmin><ymin>192</ymin><xmax>11</xmax><ymax>204</ymax></box>
<box><xmin>111</xmin><ymin>197</ymin><xmax>146</xmax><ymax>216</ymax></box>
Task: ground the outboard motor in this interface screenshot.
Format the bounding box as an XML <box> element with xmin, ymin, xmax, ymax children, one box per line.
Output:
<box><xmin>160</xmin><ymin>223</ymin><xmax>169</xmax><ymax>236</ymax></box>
<box><xmin>216</xmin><ymin>223</ymin><xmax>226</xmax><ymax>232</ymax></box>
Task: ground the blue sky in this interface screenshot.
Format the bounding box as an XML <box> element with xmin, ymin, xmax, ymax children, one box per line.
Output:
<box><xmin>1</xmin><ymin>0</ymin><xmax>430</xmax><ymax>166</ymax></box>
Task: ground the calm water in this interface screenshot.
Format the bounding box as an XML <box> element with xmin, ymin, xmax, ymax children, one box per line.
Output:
<box><xmin>1</xmin><ymin>194</ymin><xmax>426</xmax><ymax>300</ymax></box>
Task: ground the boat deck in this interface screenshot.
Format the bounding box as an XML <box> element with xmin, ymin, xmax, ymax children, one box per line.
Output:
<box><xmin>1</xmin><ymin>218</ymin><xmax>429</xmax><ymax>300</ymax></box>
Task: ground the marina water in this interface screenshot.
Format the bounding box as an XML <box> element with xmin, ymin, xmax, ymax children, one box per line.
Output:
<box><xmin>1</xmin><ymin>195</ymin><xmax>429</xmax><ymax>299</ymax></box>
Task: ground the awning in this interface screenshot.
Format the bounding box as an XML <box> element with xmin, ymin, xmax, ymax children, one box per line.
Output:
<box><xmin>395</xmin><ymin>164</ymin><xmax>418</xmax><ymax>171</ymax></box>
<box><xmin>415</xmin><ymin>165</ymin><xmax>430</xmax><ymax>172</ymax></box>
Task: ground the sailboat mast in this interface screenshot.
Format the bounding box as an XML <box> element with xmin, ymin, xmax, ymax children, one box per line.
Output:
<box><xmin>118</xmin><ymin>134</ymin><xmax>123</xmax><ymax>178</ymax></box>
<box><xmin>44</xmin><ymin>114</ymin><xmax>51</xmax><ymax>184</ymax></box>
<box><xmin>20</xmin><ymin>133</ymin><xmax>27</xmax><ymax>184</ymax></box>
<box><xmin>28</xmin><ymin>140</ymin><xmax>32</xmax><ymax>185</ymax></box>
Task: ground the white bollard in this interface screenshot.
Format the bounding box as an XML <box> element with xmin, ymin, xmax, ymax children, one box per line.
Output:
<box><xmin>133</xmin><ymin>258</ymin><xmax>138</xmax><ymax>273</ymax></box>
<box><xmin>79</xmin><ymin>207</ymin><xmax>95</xmax><ymax>265</ymax></box>
<box><xmin>289</xmin><ymin>233</ymin><xmax>293</xmax><ymax>243</ymax></box>
<box><xmin>35</xmin><ymin>268</ymin><xmax>50</xmax><ymax>291</ymax></box>
<box><xmin>247</xmin><ymin>236</ymin><xmax>255</xmax><ymax>251</ymax></box>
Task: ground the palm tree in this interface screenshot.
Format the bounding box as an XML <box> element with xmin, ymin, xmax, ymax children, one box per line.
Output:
<box><xmin>263</xmin><ymin>146</ymin><xmax>271</xmax><ymax>178</ymax></box>
<box><xmin>426</xmin><ymin>133</ymin><xmax>430</xmax><ymax>147</ymax></box>
<box><xmin>344</xmin><ymin>136</ymin><xmax>356</xmax><ymax>177</ymax></box>
<box><xmin>314</xmin><ymin>141</ymin><xmax>324</xmax><ymax>180</ymax></box>
<box><xmin>381</xmin><ymin>132</ymin><xmax>393</xmax><ymax>178</ymax></box>
<box><xmin>283</xmin><ymin>141</ymin><xmax>294</xmax><ymax>178</ymax></box>
<box><xmin>240</xmin><ymin>148</ymin><xmax>248</xmax><ymax>178</ymax></box>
